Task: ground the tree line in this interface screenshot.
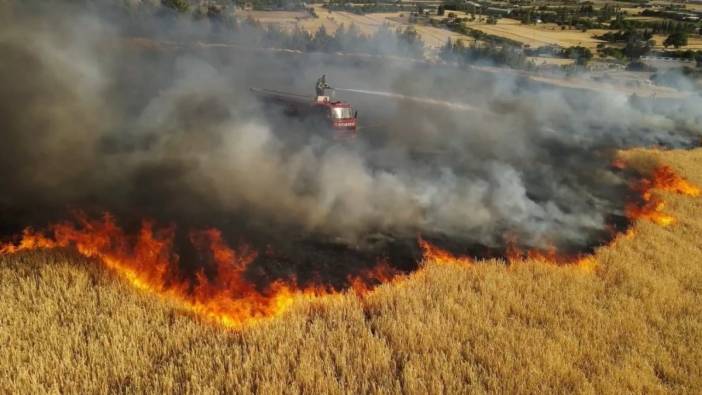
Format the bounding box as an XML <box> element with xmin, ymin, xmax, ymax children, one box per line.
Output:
<box><xmin>439</xmin><ymin>39</ymin><xmax>530</xmax><ymax>69</ymax></box>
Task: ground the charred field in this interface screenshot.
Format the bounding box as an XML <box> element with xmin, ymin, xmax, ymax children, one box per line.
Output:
<box><xmin>2</xmin><ymin>2</ymin><xmax>702</xmax><ymax>393</ymax></box>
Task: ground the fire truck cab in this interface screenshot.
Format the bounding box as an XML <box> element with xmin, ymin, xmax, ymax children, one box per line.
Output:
<box><xmin>313</xmin><ymin>90</ymin><xmax>357</xmax><ymax>132</ymax></box>
<box><xmin>250</xmin><ymin>87</ymin><xmax>358</xmax><ymax>136</ymax></box>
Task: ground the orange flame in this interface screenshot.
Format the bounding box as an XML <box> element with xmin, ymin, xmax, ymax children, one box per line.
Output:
<box><xmin>647</xmin><ymin>166</ymin><xmax>701</xmax><ymax>197</ymax></box>
<box><xmin>626</xmin><ymin>165</ymin><xmax>700</xmax><ymax>226</ymax></box>
<box><xmin>0</xmin><ymin>165</ymin><xmax>698</xmax><ymax>327</ymax></box>
<box><xmin>348</xmin><ymin>260</ymin><xmax>400</xmax><ymax>294</ymax></box>
<box><xmin>419</xmin><ymin>238</ymin><xmax>474</xmax><ymax>266</ymax></box>
<box><xmin>0</xmin><ymin>213</ymin><xmax>398</xmax><ymax>327</ymax></box>
<box><xmin>419</xmin><ymin>237</ymin><xmax>598</xmax><ymax>271</ymax></box>
<box><xmin>419</xmin><ymin>165</ymin><xmax>699</xmax><ymax>270</ymax></box>
<box><xmin>610</xmin><ymin>157</ymin><xmax>627</xmax><ymax>170</ymax></box>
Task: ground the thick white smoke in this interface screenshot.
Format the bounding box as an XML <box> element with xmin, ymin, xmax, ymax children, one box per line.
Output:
<box><xmin>1</xmin><ymin>1</ymin><xmax>700</xmax><ymax>256</ymax></box>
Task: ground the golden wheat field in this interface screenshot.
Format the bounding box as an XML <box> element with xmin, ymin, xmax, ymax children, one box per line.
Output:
<box><xmin>1</xmin><ymin>148</ymin><xmax>702</xmax><ymax>394</ymax></box>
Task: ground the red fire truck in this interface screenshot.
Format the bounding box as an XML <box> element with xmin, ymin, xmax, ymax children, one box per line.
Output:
<box><xmin>250</xmin><ymin>87</ymin><xmax>357</xmax><ymax>136</ymax></box>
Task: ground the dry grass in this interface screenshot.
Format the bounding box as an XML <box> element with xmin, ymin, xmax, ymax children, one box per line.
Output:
<box><xmin>465</xmin><ymin>18</ymin><xmax>702</xmax><ymax>51</ymax></box>
<box><xmin>652</xmin><ymin>34</ymin><xmax>702</xmax><ymax>50</ymax></box>
<box><xmin>298</xmin><ymin>8</ymin><xmax>391</xmax><ymax>37</ymax></box>
<box><xmin>2</xmin><ymin>148</ymin><xmax>702</xmax><ymax>393</ymax></box>
<box><xmin>240</xmin><ymin>10</ymin><xmax>702</xmax><ymax>53</ymax></box>
<box><xmin>240</xmin><ymin>7</ymin><xmax>479</xmax><ymax>51</ymax></box>
<box><xmin>464</xmin><ymin>18</ymin><xmax>609</xmax><ymax>50</ymax></box>
<box><xmin>528</xmin><ymin>56</ymin><xmax>576</xmax><ymax>66</ymax></box>
<box><xmin>525</xmin><ymin>74</ymin><xmax>688</xmax><ymax>99</ymax></box>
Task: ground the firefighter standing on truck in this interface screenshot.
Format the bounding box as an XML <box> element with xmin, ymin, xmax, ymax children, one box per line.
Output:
<box><xmin>316</xmin><ymin>74</ymin><xmax>331</xmax><ymax>97</ymax></box>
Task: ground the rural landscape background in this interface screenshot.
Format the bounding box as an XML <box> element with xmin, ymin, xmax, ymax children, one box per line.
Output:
<box><xmin>2</xmin><ymin>0</ymin><xmax>702</xmax><ymax>393</ymax></box>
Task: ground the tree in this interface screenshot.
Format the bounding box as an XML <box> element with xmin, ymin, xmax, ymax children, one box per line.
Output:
<box><xmin>622</xmin><ymin>31</ymin><xmax>651</xmax><ymax>60</ymax></box>
<box><xmin>312</xmin><ymin>25</ymin><xmax>336</xmax><ymax>52</ymax></box>
<box><xmin>440</xmin><ymin>38</ymin><xmax>453</xmax><ymax>61</ymax></box>
<box><xmin>563</xmin><ymin>46</ymin><xmax>593</xmax><ymax>66</ymax></box>
<box><xmin>289</xmin><ymin>26</ymin><xmax>312</xmax><ymax>51</ymax></box>
<box><xmin>396</xmin><ymin>26</ymin><xmax>424</xmax><ymax>58</ymax></box>
<box><xmin>437</xmin><ymin>5</ymin><xmax>445</xmax><ymax>16</ymax></box>
<box><xmin>194</xmin><ymin>4</ymin><xmax>224</xmax><ymax>22</ymax></box>
<box><xmin>208</xmin><ymin>5</ymin><xmax>224</xmax><ymax>18</ymax></box>
<box><xmin>625</xmin><ymin>60</ymin><xmax>655</xmax><ymax>72</ymax></box>
<box><xmin>663</xmin><ymin>31</ymin><xmax>688</xmax><ymax>49</ymax></box>
<box><xmin>162</xmin><ymin>0</ymin><xmax>190</xmax><ymax>13</ymax></box>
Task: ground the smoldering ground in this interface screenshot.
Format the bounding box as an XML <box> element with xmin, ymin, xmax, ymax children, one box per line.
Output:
<box><xmin>1</xmin><ymin>2</ymin><xmax>701</xmax><ymax>287</ymax></box>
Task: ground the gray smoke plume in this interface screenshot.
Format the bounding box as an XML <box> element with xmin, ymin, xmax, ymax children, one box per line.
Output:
<box><xmin>1</xmin><ymin>1</ymin><xmax>700</xmax><ymax>271</ymax></box>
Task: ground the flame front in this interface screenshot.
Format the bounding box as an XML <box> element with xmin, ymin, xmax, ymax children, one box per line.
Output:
<box><xmin>419</xmin><ymin>238</ymin><xmax>474</xmax><ymax>266</ymax></box>
<box><xmin>626</xmin><ymin>165</ymin><xmax>700</xmax><ymax>226</ymax></box>
<box><xmin>418</xmin><ymin>165</ymin><xmax>699</xmax><ymax>271</ymax></box>
<box><xmin>0</xmin><ymin>214</ymin><xmax>397</xmax><ymax>327</ymax></box>
<box><xmin>0</xmin><ymin>165</ymin><xmax>698</xmax><ymax>327</ymax></box>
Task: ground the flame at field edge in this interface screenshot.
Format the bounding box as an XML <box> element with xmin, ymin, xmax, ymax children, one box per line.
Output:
<box><xmin>0</xmin><ymin>164</ymin><xmax>699</xmax><ymax>328</ymax></box>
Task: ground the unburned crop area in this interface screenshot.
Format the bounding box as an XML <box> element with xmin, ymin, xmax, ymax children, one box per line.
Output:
<box><xmin>1</xmin><ymin>148</ymin><xmax>702</xmax><ymax>393</ymax></box>
<box><xmin>240</xmin><ymin>8</ymin><xmax>472</xmax><ymax>50</ymax></box>
<box><xmin>464</xmin><ymin>18</ymin><xmax>609</xmax><ymax>50</ymax></box>
<box><xmin>241</xmin><ymin>9</ymin><xmax>702</xmax><ymax>56</ymax></box>
<box><xmin>652</xmin><ymin>34</ymin><xmax>702</xmax><ymax>50</ymax></box>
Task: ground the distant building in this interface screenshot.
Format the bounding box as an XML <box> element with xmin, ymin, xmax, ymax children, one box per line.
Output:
<box><xmin>658</xmin><ymin>10</ymin><xmax>701</xmax><ymax>21</ymax></box>
<box><xmin>485</xmin><ymin>7</ymin><xmax>512</xmax><ymax>16</ymax></box>
<box><xmin>588</xmin><ymin>61</ymin><xmax>626</xmax><ymax>72</ymax></box>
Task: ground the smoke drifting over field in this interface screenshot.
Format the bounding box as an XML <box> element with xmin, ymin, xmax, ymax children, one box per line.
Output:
<box><xmin>1</xmin><ymin>1</ymin><xmax>701</xmax><ymax>283</ymax></box>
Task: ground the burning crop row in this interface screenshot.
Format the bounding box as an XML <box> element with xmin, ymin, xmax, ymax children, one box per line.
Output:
<box><xmin>423</xmin><ymin>164</ymin><xmax>700</xmax><ymax>269</ymax></box>
<box><xmin>0</xmin><ymin>164</ymin><xmax>699</xmax><ymax>328</ymax></box>
<box><xmin>626</xmin><ymin>165</ymin><xmax>701</xmax><ymax>226</ymax></box>
<box><xmin>0</xmin><ymin>214</ymin><xmax>400</xmax><ymax>328</ymax></box>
